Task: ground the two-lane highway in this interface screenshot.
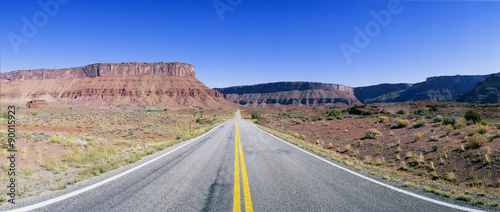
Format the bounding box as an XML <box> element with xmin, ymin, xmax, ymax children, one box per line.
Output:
<box><xmin>6</xmin><ymin>111</ymin><xmax>481</xmax><ymax>211</ymax></box>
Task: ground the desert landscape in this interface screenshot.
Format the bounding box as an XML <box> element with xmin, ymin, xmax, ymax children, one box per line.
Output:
<box><xmin>0</xmin><ymin>62</ymin><xmax>499</xmax><ymax>209</ymax></box>
<box><xmin>1</xmin><ymin>0</ymin><xmax>500</xmax><ymax>211</ymax></box>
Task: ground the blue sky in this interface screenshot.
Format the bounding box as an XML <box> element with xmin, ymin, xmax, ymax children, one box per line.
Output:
<box><xmin>1</xmin><ymin>0</ymin><xmax>499</xmax><ymax>88</ymax></box>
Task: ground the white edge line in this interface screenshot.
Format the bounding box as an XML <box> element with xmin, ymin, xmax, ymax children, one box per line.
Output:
<box><xmin>7</xmin><ymin>121</ymin><xmax>225</xmax><ymax>212</ymax></box>
<box><xmin>245</xmin><ymin>120</ymin><xmax>485</xmax><ymax>212</ymax></box>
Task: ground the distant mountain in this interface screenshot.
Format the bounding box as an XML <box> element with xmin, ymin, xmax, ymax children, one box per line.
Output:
<box><xmin>354</xmin><ymin>75</ymin><xmax>489</xmax><ymax>104</ymax></box>
<box><xmin>214</xmin><ymin>82</ymin><xmax>361</xmax><ymax>107</ymax></box>
<box><xmin>0</xmin><ymin>62</ymin><xmax>230</xmax><ymax>108</ymax></box>
<box><xmin>354</xmin><ymin>83</ymin><xmax>412</xmax><ymax>103</ymax></box>
<box><xmin>457</xmin><ymin>74</ymin><xmax>500</xmax><ymax>104</ymax></box>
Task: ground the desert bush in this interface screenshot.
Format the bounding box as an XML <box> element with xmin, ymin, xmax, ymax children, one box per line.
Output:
<box><xmin>327</xmin><ymin>109</ymin><xmax>341</xmax><ymax>117</ymax></box>
<box><xmin>415</xmin><ymin>109</ymin><xmax>426</xmax><ymax>115</ymax></box>
<box><xmin>464</xmin><ymin>110</ymin><xmax>481</xmax><ymax>123</ymax></box>
<box><xmin>425</xmin><ymin>113</ymin><xmax>436</xmax><ymax>119</ymax></box>
<box><xmin>414</xmin><ymin>133</ymin><xmax>422</xmax><ymax>142</ymax></box>
<box><xmin>396</xmin><ymin>110</ymin><xmax>405</xmax><ymax>115</ymax></box>
<box><xmin>474</xmin><ymin>123</ymin><xmax>488</xmax><ymax>134</ymax></box>
<box><xmin>443</xmin><ymin>124</ymin><xmax>453</xmax><ymax>135</ymax></box>
<box><xmin>395</xmin><ymin>119</ymin><xmax>409</xmax><ymax>128</ymax></box>
<box><xmin>31</xmin><ymin>112</ymin><xmax>38</xmax><ymax>116</ymax></box>
<box><xmin>33</xmin><ymin>132</ymin><xmax>50</xmax><ymax>142</ymax></box>
<box><xmin>278</xmin><ymin>113</ymin><xmax>291</xmax><ymax>118</ymax></box>
<box><xmin>364</xmin><ymin>110</ymin><xmax>374</xmax><ymax>116</ymax></box>
<box><xmin>465</xmin><ymin>134</ymin><xmax>487</xmax><ymax>149</ymax></box>
<box><xmin>379</xmin><ymin>116</ymin><xmax>388</xmax><ymax>123</ymax></box>
<box><xmin>434</xmin><ymin>115</ymin><xmax>443</xmax><ymax>123</ymax></box>
<box><xmin>251</xmin><ymin>112</ymin><xmax>261</xmax><ymax>120</ymax></box>
<box><xmin>365</xmin><ymin>129</ymin><xmax>382</xmax><ymax>139</ymax></box>
<box><xmin>442</xmin><ymin>117</ymin><xmax>456</xmax><ymax>125</ymax></box>
<box><xmin>429</xmin><ymin>106</ymin><xmax>438</xmax><ymax>112</ymax></box>
<box><xmin>414</xmin><ymin>118</ymin><xmax>427</xmax><ymax>128</ymax></box>
<box><xmin>454</xmin><ymin>117</ymin><xmax>466</xmax><ymax>130</ymax></box>
<box><xmin>1</xmin><ymin>111</ymin><xmax>8</xmax><ymax>119</ymax></box>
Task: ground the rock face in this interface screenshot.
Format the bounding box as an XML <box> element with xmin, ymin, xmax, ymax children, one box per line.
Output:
<box><xmin>354</xmin><ymin>83</ymin><xmax>412</xmax><ymax>104</ymax></box>
<box><xmin>354</xmin><ymin>75</ymin><xmax>489</xmax><ymax>103</ymax></box>
<box><xmin>214</xmin><ymin>82</ymin><xmax>361</xmax><ymax>107</ymax></box>
<box><xmin>457</xmin><ymin>74</ymin><xmax>500</xmax><ymax>104</ymax></box>
<box><xmin>26</xmin><ymin>100</ymin><xmax>48</xmax><ymax>109</ymax></box>
<box><xmin>0</xmin><ymin>62</ymin><xmax>195</xmax><ymax>81</ymax></box>
<box><xmin>1</xmin><ymin>62</ymin><xmax>228</xmax><ymax>108</ymax></box>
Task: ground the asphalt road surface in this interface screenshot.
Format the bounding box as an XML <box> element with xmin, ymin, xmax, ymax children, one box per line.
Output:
<box><xmin>5</xmin><ymin>111</ymin><xmax>485</xmax><ymax>212</ymax></box>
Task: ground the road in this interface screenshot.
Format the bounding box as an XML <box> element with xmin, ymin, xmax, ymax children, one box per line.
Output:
<box><xmin>5</xmin><ymin>111</ymin><xmax>483</xmax><ymax>211</ymax></box>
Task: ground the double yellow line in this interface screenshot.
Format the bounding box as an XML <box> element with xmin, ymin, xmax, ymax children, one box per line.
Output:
<box><xmin>233</xmin><ymin>119</ymin><xmax>253</xmax><ymax>212</ymax></box>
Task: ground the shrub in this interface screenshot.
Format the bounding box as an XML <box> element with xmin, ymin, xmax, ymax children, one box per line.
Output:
<box><xmin>364</xmin><ymin>110</ymin><xmax>374</xmax><ymax>116</ymax></box>
<box><xmin>454</xmin><ymin>117</ymin><xmax>466</xmax><ymax>130</ymax></box>
<box><xmin>251</xmin><ymin>112</ymin><xmax>261</xmax><ymax>120</ymax></box>
<box><xmin>429</xmin><ymin>106</ymin><xmax>438</xmax><ymax>112</ymax></box>
<box><xmin>365</xmin><ymin>129</ymin><xmax>382</xmax><ymax>139</ymax></box>
<box><xmin>431</xmin><ymin>145</ymin><xmax>439</xmax><ymax>151</ymax></box>
<box><xmin>443</xmin><ymin>124</ymin><xmax>453</xmax><ymax>135</ymax></box>
<box><xmin>465</xmin><ymin>134</ymin><xmax>487</xmax><ymax>149</ymax></box>
<box><xmin>464</xmin><ymin>110</ymin><xmax>481</xmax><ymax>123</ymax></box>
<box><xmin>456</xmin><ymin>194</ymin><xmax>473</xmax><ymax>202</ymax></box>
<box><xmin>1</xmin><ymin>111</ymin><xmax>8</xmax><ymax>119</ymax></box>
<box><xmin>395</xmin><ymin>119</ymin><xmax>409</xmax><ymax>128</ymax></box>
<box><xmin>327</xmin><ymin>109</ymin><xmax>341</xmax><ymax>117</ymax></box>
<box><xmin>379</xmin><ymin>116</ymin><xmax>388</xmax><ymax>123</ymax></box>
<box><xmin>434</xmin><ymin>115</ymin><xmax>443</xmax><ymax>123</ymax></box>
<box><xmin>474</xmin><ymin>123</ymin><xmax>488</xmax><ymax>134</ymax></box>
<box><xmin>442</xmin><ymin>117</ymin><xmax>456</xmax><ymax>125</ymax></box>
<box><xmin>414</xmin><ymin>118</ymin><xmax>427</xmax><ymax>128</ymax></box>
<box><xmin>278</xmin><ymin>113</ymin><xmax>291</xmax><ymax>118</ymax></box>
<box><xmin>415</xmin><ymin>109</ymin><xmax>426</xmax><ymax>115</ymax></box>
<box><xmin>414</xmin><ymin>133</ymin><xmax>422</xmax><ymax>142</ymax></box>
<box><xmin>396</xmin><ymin>110</ymin><xmax>405</xmax><ymax>115</ymax></box>
<box><xmin>31</xmin><ymin>112</ymin><xmax>38</xmax><ymax>116</ymax></box>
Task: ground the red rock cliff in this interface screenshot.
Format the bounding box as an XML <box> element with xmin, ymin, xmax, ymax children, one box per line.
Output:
<box><xmin>0</xmin><ymin>62</ymin><xmax>230</xmax><ymax>108</ymax></box>
<box><xmin>0</xmin><ymin>62</ymin><xmax>195</xmax><ymax>81</ymax></box>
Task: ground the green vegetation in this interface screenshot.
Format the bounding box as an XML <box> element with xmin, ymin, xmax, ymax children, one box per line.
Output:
<box><xmin>327</xmin><ymin>109</ymin><xmax>341</xmax><ymax>117</ymax></box>
<box><xmin>1</xmin><ymin>111</ymin><xmax>8</xmax><ymax>119</ymax></box>
<box><xmin>414</xmin><ymin>133</ymin><xmax>422</xmax><ymax>142</ymax></box>
<box><xmin>465</xmin><ymin>134</ymin><xmax>487</xmax><ymax>149</ymax></box>
<box><xmin>278</xmin><ymin>113</ymin><xmax>291</xmax><ymax>118</ymax></box>
<box><xmin>414</xmin><ymin>118</ymin><xmax>427</xmax><ymax>128</ymax></box>
<box><xmin>365</xmin><ymin>129</ymin><xmax>382</xmax><ymax>139</ymax></box>
<box><xmin>363</xmin><ymin>110</ymin><xmax>374</xmax><ymax>116</ymax></box>
<box><xmin>442</xmin><ymin>117</ymin><xmax>456</xmax><ymax>125</ymax></box>
<box><xmin>429</xmin><ymin>106</ymin><xmax>438</xmax><ymax>112</ymax></box>
<box><xmin>464</xmin><ymin>110</ymin><xmax>481</xmax><ymax>123</ymax></box>
<box><xmin>474</xmin><ymin>123</ymin><xmax>488</xmax><ymax>134</ymax></box>
<box><xmin>395</xmin><ymin>119</ymin><xmax>409</xmax><ymax>128</ymax></box>
<box><xmin>251</xmin><ymin>112</ymin><xmax>261</xmax><ymax>120</ymax></box>
<box><xmin>396</xmin><ymin>110</ymin><xmax>405</xmax><ymax>115</ymax></box>
<box><xmin>456</xmin><ymin>194</ymin><xmax>474</xmax><ymax>202</ymax></box>
<box><xmin>403</xmin><ymin>181</ymin><xmax>419</xmax><ymax>189</ymax></box>
<box><xmin>414</xmin><ymin>109</ymin><xmax>426</xmax><ymax>116</ymax></box>
<box><xmin>379</xmin><ymin>116</ymin><xmax>388</xmax><ymax>123</ymax></box>
<box><xmin>434</xmin><ymin>115</ymin><xmax>443</xmax><ymax>123</ymax></box>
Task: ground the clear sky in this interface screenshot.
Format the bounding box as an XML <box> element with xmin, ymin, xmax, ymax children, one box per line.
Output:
<box><xmin>1</xmin><ymin>0</ymin><xmax>499</xmax><ymax>88</ymax></box>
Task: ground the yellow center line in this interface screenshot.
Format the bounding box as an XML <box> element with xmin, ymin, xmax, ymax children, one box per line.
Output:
<box><xmin>234</xmin><ymin>119</ymin><xmax>241</xmax><ymax>212</ymax></box>
<box><xmin>234</xmin><ymin>119</ymin><xmax>254</xmax><ymax>212</ymax></box>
